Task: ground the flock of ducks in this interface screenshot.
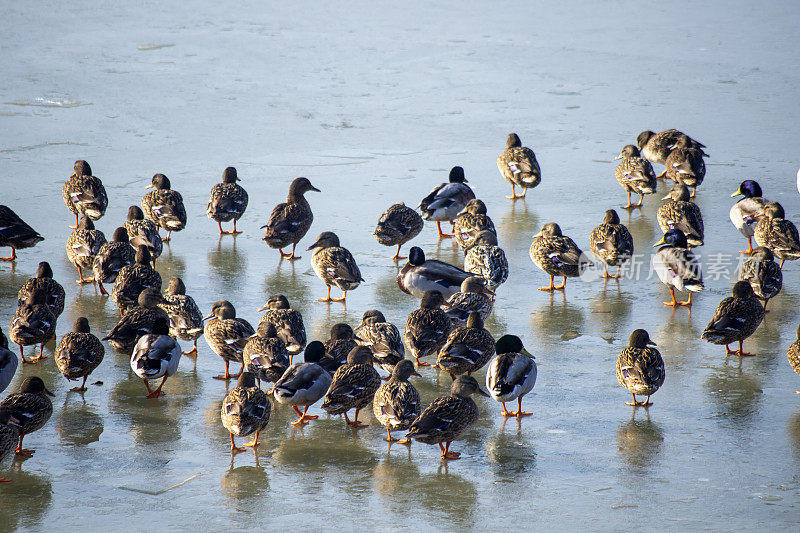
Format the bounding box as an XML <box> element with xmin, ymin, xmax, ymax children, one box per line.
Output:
<box><xmin>1</xmin><ymin>128</ymin><xmax>800</xmax><ymax>473</ymax></box>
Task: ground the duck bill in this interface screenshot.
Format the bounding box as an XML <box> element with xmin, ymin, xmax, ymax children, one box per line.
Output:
<box><xmin>614</xmin><ymin>153</ymin><xmax>623</xmax><ymax>160</ymax></box>
<box><xmin>145</xmin><ymin>184</ymin><xmax>155</xmax><ymax>189</ymax></box>
<box><xmin>481</xmin><ymin>286</ymin><xmax>496</xmax><ymax>297</ymax></box>
<box><xmin>309</xmin><ymin>185</ymin><xmax>321</xmax><ymax>192</ymax></box>
<box><xmin>661</xmin><ymin>193</ymin><xmax>671</xmax><ymax>200</ymax></box>
<box><xmin>411</xmin><ymin>370</ymin><xmax>423</xmax><ymax>378</ymax></box>
<box><xmin>256</xmin><ymin>303</ymin><xmax>269</xmax><ymax>312</ymax></box>
<box><xmin>730</xmin><ymin>186</ymin><xmax>743</xmax><ymax>198</ymax></box>
<box><xmin>44</xmin><ymin>387</ymin><xmax>55</xmax><ymax>397</ymax></box>
<box><xmin>306</xmin><ymin>240</ymin><xmax>321</xmax><ymax>251</ymax></box>
<box><xmin>652</xmin><ymin>237</ymin><xmax>666</xmax><ymax>247</ymax></box>
<box><xmin>521</xmin><ymin>348</ymin><xmax>534</xmax><ymax>359</ymax></box>
<box><xmin>531</xmin><ymin>231</ymin><xmax>543</xmax><ymax>239</ymax></box>
<box><xmin>202</xmin><ymin>314</ymin><xmax>214</xmax><ymax>321</ymax></box>
<box><xmin>353</xmin><ymin>323</ymin><xmax>364</xmax><ymax>332</ymax></box>
<box><xmin>7</xmin><ymin>415</ymin><xmax>21</xmax><ymax>427</ymax></box>
<box><xmin>475</xmin><ymin>386</ymin><xmax>490</xmax><ymax>397</ymax></box>
<box><xmin>647</xmin><ymin>340</ymin><xmax>657</xmax><ymax>346</ymax></box>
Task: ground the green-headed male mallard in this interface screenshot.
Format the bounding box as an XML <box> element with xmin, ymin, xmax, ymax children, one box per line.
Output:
<box><xmin>111</xmin><ymin>245</ymin><xmax>162</xmax><ymax>315</ymax></box>
<box><xmin>614</xmin><ymin>145</ymin><xmax>657</xmax><ymax>209</ymax></box>
<box><xmin>787</xmin><ymin>325</ymin><xmax>800</xmax><ymax>394</ymax></box>
<box><xmin>404</xmin><ymin>290</ymin><xmax>451</xmax><ymax>367</ymax></box>
<box><xmin>261</xmin><ymin>177</ymin><xmax>320</xmax><ymax>260</ymax></box>
<box><xmin>443</xmin><ymin>276</ymin><xmax>494</xmax><ymax>326</ymax></box>
<box><xmin>664</xmin><ymin>137</ymin><xmax>706</xmax><ymax>196</ymax></box>
<box><xmin>436</xmin><ymin>311</ymin><xmax>495</xmax><ymax>380</ymax></box>
<box><xmin>486</xmin><ymin>334</ymin><xmax>536</xmax><ymax>417</ymax></box>
<box><xmin>308</xmin><ymin>231</ymin><xmax>363</xmax><ymax>303</ymax></box>
<box><xmin>373</xmin><ymin>359</ymin><xmax>421</xmax><ymax>443</ymax></box>
<box><xmin>652</xmin><ymin>229</ymin><xmax>704</xmax><ymax>306</ymax></box>
<box><xmin>158</xmin><ymin>276</ymin><xmax>204</xmax><ymax>356</ymax></box>
<box><xmin>453</xmin><ymin>199</ymin><xmax>496</xmax><ymax>251</ymax></box>
<box><xmin>739</xmin><ymin>246</ymin><xmax>782</xmax><ymax>311</ymax></box>
<box><xmin>243</xmin><ymin>322</ymin><xmax>290</xmax><ymax>388</ymax></box>
<box><xmin>321</xmin><ymin>345</ymin><xmax>381</xmax><ymax>428</ymax></box>
<box><xmin>203</xmin><ymin>300</ymin><xmax>255</xmax><ymax>380</ymax></box>
<box><xmin>730</xmin><ymin>180</ymin><xmax>767</xmax><ymax>254</ymax></box>
<box><xmin>130</xmin><ymin>316</ymin><xmax>181</xmax><ymax>398</ymax></box>
<box><xmin>0</xmin><ymin>376</ymin><xmax>54</xmax><ymax>457</ymax></box>
<box><xmin>103</xmin><ymin>288</ymin><xmax>169</xmax><ymax>351</ymax></box>
<box><xmin>9</xmin><ymin>289</ymin><xmax>56</xmax><ymax>364</ymax></box>
<box><xmin>0</xmin><ymin>327</ymin><xmax>18</xmax><ymax>394</ymax></box>
<box><xmin>18</xmin><ymin>261</ymin><xmax>65</xmax><ymax>319</ymax></box>
<box><xmin>397</xmin><ymin>246</ymin><xmax>471</xmax><ymax>299</ymax></box>
<box><xmin>497</xmin><ymin>133</ymin><xmax>541</xmax><ymax>199</ymax></box>
<box><xmin>221</xmin><ymin>372</ymin><xmax>270</xmax><ymax>454</ymax></box>
<box><xmin>636</xmin><ymin>129</ymin><xmax>706</xmax><ymax>167</ymax></box>
<box><xmin>702</xmin><ymin>281</ymin><xmax>764</xmax><ymax>357</ymax></box>
<box><xmin>589</xmin><ymin>209</ymin><xmax>634</xmax><ymax>279</ymax></box>
<box><xmin>657</xmin><ymin>184</ymin><xmax>704</xmax><ymax>247</ymax></box>
<box><xmin>257</xmin><ymin>294</ymin><xmax>306</xmax><ymax>356</ymax></box>
<box><xmin>62</xmin><ymin>160</ymin><xmax>108</xmax><ymax>228</ymax></box>
<box><xmin>207</xmin><ymin>166</ymin><xmax>248</xmax><ymax>235</ymax></box>
<box><xmin>142</xmin><ymin>173</ymin><xmax>187</xmax><ymax>242</ymax></box>
<box><xmin>754</xmin><ymin>202</ymin><xmax>800</xmax><ymax>269</ymax></box>
<box><xmin>273</xmin><ymin>341</ymin><xmax>332</xmax><ymax>425</ymax></box>
<box><xmin>92</xmin><ymin>227</ymin><xmax>135</xmax><ymax>296</ymax></box>
<box><xmin>616</xmin><ymin>329</ymin><xmax>664</xmax><ymax>407</ymax></box>
<box><xmin>530</xmin><ymin>222</ymin><xmax>590</xmax><ymax>291</ymax></box>
<box><xmin>419</xmin><ymin>166</ymin><xmax>475</xmax><ymax>238</ymax></box>
<box><xmin>0</xmin><ymin>205</ymin><xmax>43</xmax><ymax>262</ymax></box>
<box><xmin>66</xmin><ymin>215</ymin><xmax>106</xmax><ymax>284</ymax></box>
<box><xmin>354</xmin><ymin>309</ymin><xmax>405</xmax><ymax>376</ymax></box>
<box><xmin>55</xmin><ymin>317</ymin><xmax>104</xmax><ymax>392</ymax></box>
<box><xmin>123</xmin><ymin>205</ymin><xmax>162</xmax><ymax>266</ymax></box>
<box><xmin>374</xmin><ymin>202</ymin><xmax>424</xmax><ymax>261</ymax></box>
<box><xmin>463</xmin><ymin>230</ymin><xmax>509</xmax><ymax>291</ymax></box>
<box><xmin>321</xmin><ymin>323</ymin><xmax>358</xmax><ymax>373</ymax></box>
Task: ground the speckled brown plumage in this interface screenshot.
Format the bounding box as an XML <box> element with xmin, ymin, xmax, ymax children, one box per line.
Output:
<box><xmin>0</xmin><ymin>376</ymin><xmax>54</xmax><ymax>456</ymax></box>
<box><xmin>207</xmin><ymin>167</ymin><xmax>248</xmax><ymax>234</ymax></box>
<box><xmin>257</xmin><ymin>295</ymin><xmax>307</xmax><ymax>355</ymax></box>
<box><xmin>589</xmin><ymin>210</ymin><xmax>634</xmax><ymax>278</ymax></box>
<box><xmin>204</xmin><ymin>300</ymin><xmax>255</xmax><ymax>380</ymax></box>
<box><xmin>355</xmin><ymin>310</ymin><xmax>405</xmax><ymax>374</ymax></box>
<box><xmin>374</xmin><ymin>202</ymin><xmax>423</xmax><ymax>260</ymax></box>
<box><xmin>372</xmin><ymin>360</ymin><xmax>421</xmax><ymax>441</ymax></box>
<box><xmin>404</xmin><ymin>291</ymin><xmax>451</xmax><ymax>367</ymax></box>
<box><xmin>62</xmin><ymin>160</ymin><xmax>108</xmax><ymax>224</ymax></box>
<box><xmin>55</xmin><ymin>318</ymin><xmax>104</xmax><ymax>391</ymax></box>
<box><xmin>9</xmin><ymin>289</ymin><xmax>56</xmax><ymax>363</ymax></box>
<box><xmin>754</xmin><ymin>202</ymin><xmax>800</xmax><ymax>266</ymax></box>
<box><xmin>616</xmin><ymin>330</ymin><xmax>664</xmax><ymax>406</ymax></box>
<box><xmin>111</xmin><ymin>246</ymin><xmax>162</xmax><ymax>314</ymax></box>
<box><xmin>530</xmin><ymin>222</ymin><xmax>589</xmax><ymax>290</ymax></box>
<box><xmin>262</xmin><ymin>177</ymin><xmax>319</xmax><ymax>259</ymax></box>
<box><xmin>463</xmin><ymin>230</ymin><xmax>509</xmax><ymax>291</ymax></box>
<box><xmin>437</xmin><ymin>313</ymin><xmax>495</xmax><ymax>379</ymax></box>
<box><xmin>497</xmin><ymin>133</ymin><xmax>541</xmax><ymax>199</ymax></box>
<box><xmin>614</xmin><ymin>145</ymin><xmax>657</xmax><ymax>208</ymax></box>
<box><xmin>702</xmin><ymin>282</ymin><xmax>765</xmax><ymax>356</ymax></box>
<box><xmin>141</xmin><ymin>174</ymin><xmax>187</xmax><ymax>239</ymax></box>
<box><xmin>739</xmin><ymin>247</ymin><xmax>782</xmax><ymax>310</ymax></box>
<box><xmin>221</xmin><ymin>373</ymin><xmax>270</xmax><ymax>451</ymax></box>
<box><xmin>103</xmin><ymin>289</ymin><xmax>169</xmax><ymax>351</ymax></box>
<box><xmin>17</xmin><ymin>262</ymin><xmax>65</xmax><ymax>318</ymax></box>
<box><xmin>636</xmin><ymin>129</ymin><xmax>705</xmax><ymax>166</ymax></box>
<box><xmin>321</xmin><ymin>347</ymin><xmax>381</xmax><ymax>426</ymax></box>
<box><xmin>243</xmin><ymin>323</ymin><xmax>290</xmax><ymax>384</ymax></box>
<box><xmin>66</xmin><ymin>216</ymin><xmax>106</xmax><ymax>283</ymax></box>
<box><xmin>787</xmin><ymin>325</ymin><xmax>800</xmax><ymax>392</ymax></box>
<box><xmin>453</xmin><ymin>199</ymin><xmax>496</xmax><ymax>251</ymax></box>
<box><xmin>123</xmin><ymin>206</ymin><xmax>162</xmax><ymax>262</ymax></box>
<box><xmin>657</xmin><ymin>185</ymin><xmax>704</xmax><ymax>247</ymax></box>
<box><xmin>308</xmin><ymin>232</ymin><xmax>363</xmax><ymax>302</ymax></box>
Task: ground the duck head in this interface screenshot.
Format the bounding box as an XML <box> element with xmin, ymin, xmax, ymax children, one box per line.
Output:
<box><xmin>652</xmin><ymin>228</ymin><xmax>688</xmax><ymax>249</ymax></box>
<box><xmin>732</xmin><ymin>280</ymin><xmax>756</xmax><ymax>299</ymax></box>
<box><xmin>495</xmin><ymin>334</ymin><xmax>533</xmax><ymax>358</ymax></box>
<box><xmin>204</xmin><ymin>300</ymin><xmax>237</xmax><ymax>321</ymax></box>
<box><xmin>506</xmin><ymin>133</ymin><xmax>522</xmax><ymax>149</ymax></box>
<box><xmin>222</xmin><ymin>167</ymin><xmax>240</xmax><ymax>183</ymax></box>
<box><xmin>257</xmin><ymin>294</ymin><xmax>290</xmax><ymax>312</ymax></box>
<box><xmin>112</xmin><ymin>227</ymin><xmax>129</xmax><ymax>243</ymax></box>
<box><xmin>731</xmin><ymin>180</ymin><xmax>763</xmax><ymax>199</ymax></box>
<box><xmin>73</xmin><ymin>317</ymin><xmax>91</xmax><ymax>334</ymax></box>
<box><xmin>662</xmin><ymin>183</ymin><xmax>691</xmax><ymax>202</ymax></box>
<box><xmin>306</xmin><ymin>231</ymin><xmax>340</xmax><ymax>251</ymax></box>
<box><xmin>615</xmin><ymin>144</ymin><xmax>640</xmax><ymax>160</ymax></box>
<box><xmin>35</xmin><ymin>261</ymin><xmax>53</xmax><ymax>279</ymax></box>
<box><xmin>73</xmin><ymin>159</ymin><xmax>92</xmax><ymax>177</ymax></box>
<box><xmin>420</xmin><ymin>290</ymin><xmax>446</xmax><ymax>309</ymax></box>
<box><xmin>636</xmin><ymin>130</ymin><xmax>655</xmax><ymax>150</ymax></box>
<box><xmin>391</xmin><ymin>359</ymin><xmax>421</xmax><ymax>381</ymax></box>
<box><xmin>147</xmin><ymin>173</ymin><xmax>171</xmax><ymax>190</ymax></box>
<box><xmin>628</xmin><ymin>329</ymin><xmax>656</xmax><ymax>349</ymax></box>
<box><xmin>165</xmin><ymin>277</ymin><xmax>186</xmax><ymax>296</ymax></box>
<box><xmin>127</xmin><ymin>205</ymin><xmax>145</xmax><ymax>221</ymax></box>
<box><xmin>18</xmin><ymin>376</ymin><xmax>55</xmax><ymax>397</ymax></box>
<box><xmin>533</xmin><ymin>222</ymin><xmax>562</xmax><ymax>239</ymax></box>
<box><xmin>603</xmin><ymin>209</ymin><xmax>620</xmax><ymax>225</ymax></box>
<box><xmin>448</xmin><ymin>166</ymin><xmax>467</xmax><ymax>184</ymax></box>
<box><xmin>288</xmin><ymin>177</ymin><xmax>320</xmax><ymax>197</ymax></box>
<box><xmin>451</xmin><ymin>374</ymin><xmax>489</xmax><ymax>398</ymax></box>
<box><xmin>304</xmin><ymin>341</ymin><xmax>325</xmax><ymax>364</ymax></box>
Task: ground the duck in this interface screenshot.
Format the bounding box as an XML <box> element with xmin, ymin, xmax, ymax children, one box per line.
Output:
<box><xmin>207</xmin><ymin>166</ymin><xmax>248</xmax><ymax>235</ymax></box>
<box><xmin>636</xmin><ymin>129</ymin><xmax>706</xmax><ymax>167</ymax></box>
<box><xmin>397</xmin><ymin>246</ymin><xmax>471</xmax><ymax>300</ymax></box>
<box><xmin>702</xmin><ymin>281</ymin><xmax>765</xmax><ymax>357</ymax></box>
<box><xmin>614</xmin><ymin>145</ymin><xmax>658</xmax><ymax>209</ymax></box>
<box><xmin>141</xmin><ymin>173</ymin><xmax>187</xmax><ymax>242</ymax></box>
<box><xmin>130</xmin><ymin>316</ymin><xmax>182</xmax><ymax>398</ymax></box>
<box><xmin>754</xmin><ymin>202</ymin><xmax>800</xmax><ymax>269</ymax></box>
<box><xmin>55</xmin><ymin>317</ymin><xmax>105</xmax><ymax>392</ymax></box>
<box><xmin>453</xmin><ymin>199</ymin><xmax>496</xmax><ymax>251</ymax></box>
<box><xmin>616</xmin><ymin>329</ymin><xmax>665</xmax><ymax>407</ymax></box>
<box><xmin>787</xmin><ymin>325</ymin><xmax>800</xmax><ymax>394</ymax></box>
<box><xmin>0</xmin><ymin>327</ymin><xmax>18</xmax><ymax>394</ymax></box>
<box><xmin>123</xmin><ymin>205</ymin><xmax>162</xmax><ymax>265</ymax></box>
<box><xmin>0</xmin><ymin>376</ymin><xmax>54</xmax><ymax>457</ymax></box>
<box><xmin>354</xmin><ymin>309</ymin><xmax>405</xmax><ymax>376</ymax></box>
<box><xmin>486</xmin><ymin>334</ymin><xmax>537</xmax><ymax>417</ymax></box>
<box><xmin>221</xmin><ymin>371</ymin><xmax>271</xmax><ymax>453</ymax></box>
<box><xmin>730</xmin><ymin>180</ymin><xmax>767</xmax><ymax>254</ymax></box>
<box><xmin>308</xmin><ymin>231</ymin><xmax>363</xmax><ymax>303</ymax></box>
<box><xmin>158</xmin><ymin>277</ymin><xmax>204</xmax><ymax>356</ymax></box>
<box><xmin>273</xmin><ymin>341</ymin><xmax>332</xmax><ymax>425</ymax></box>
<box><xmin>372</xmin><ymin>359</ymin><xmax>421</xmax><ymax>443</ymax></box>
<box><xmin>529</xmin><ymin>222</ymin><xmax>590</xmax><ymax>291</ymax></box>
<box><xmin>496</xmin><ymin>133</ymin><xmax>542</xmax><ymax>199</ymax></box>
<box><xmin>103</xmin><ymin>288</ymin><xmax>169</xmax><ymax>351</ymax></box>
<box><xmin>463</xmin><ymin>230</ymin><xmax>509</xmax><ymax>291</ymax></box>
<box><xmin>321</xmin><ymin>346</ymin><xmax>381</xmax><ymax>428</ymax></box>
<box><xmin>443</xmin><ymin>276</ymin><xmax>494</xmax><ymax>326</ymax></box>
<box><xmin>373</xmin><ymin>202</ymin><xmax>424</xmax><ymax>261</ymax></box>
<box><xmin>652</xmin><ymin>229</ymin><xmax>704</xmax><ymax>306</ymax></box>
<box><xmin>62</xmin><ymin>160</ymin><xmax>108</xmax><ymax>228</ymax></box>
<box><xmin>256</xmin><ymin>294</ymin><xmax>306</xmax><ymax>357</ymax></box>
<box><xmin>656</xmin><ymin>184</ymin><xmax>704</xmax><ymax>247</ymax></box>
<box><xmin>111</xmin><ymin>245</ymin><xmax>162</xmax><ymax>315</ymax></box>
<box><xmin>243</xmin><ymin>322</ymin><xmax>290</xmax><ymax>387</ymax></box>
<box><xmin>664</xmin><ymin>137</ymin><xmax>707</xmax><ymax>196</ymax></box>
<box><xmin>436</xmin><ymin>312</ymin><xmax>495</xmax><ymax>380</ymax></box>
<box><xmin>66</xmin><ymin>215</ymin><xmax>107</xmax><ymax>284</ymax></box>
<box><xmin>92</xmin><ymin>228</ymin><xmax>135</xmax><ymax>296</ymax></box>
<box><xmin>0</xmin><ymin>406</ymin><xmax>19</xmax><ymax>481</ymax></box>
<box><xmin>321</xmin><ymin>323</ymin><xmax>359</xmax><ymax>373</ymax></box>
<box><xmin>589</xmin><ymin>209</ymin><xmax>634</xmax><ymax>279</ymax></box>
<box><xmin>405</xmin><ymin>375</ymin><xmax>488</xmax><ymax>460</ymax></box>
<box><xmin>17</xmin><ymin>261</ymin><xmax>65</xmax><ymax>319</ymax></box>
<box><xmin>203</xmin><ymin>300</ymin><xmax>255</xmax><ymax>380</ymax></box>
<box><xmin>739</xmin><ymin>246</ymin><xmax>782</xmax><ymax>311</ymax></box>
<box><xmin>9</xmin><ymin>289</ymin><xmax>56</xmax><ymax>364</ymax></box>
<box><xmin>261</xmin><ymin>177</ymin><xmax>320</xmax><ymax>260</ymax></box>
<box><xmin>419</xmin><ymin>166</ymin><xmax>475</xmax><ymax>238</ymax></box>
<box><xmin>404</xmin><ymin>290</ymin><xmax>451</xmax><ymax>367</ymax></box>
<box><xmin>0</xmin><ymin>205</ymin><xmax>44</xmax><ymax>261</ymax></box>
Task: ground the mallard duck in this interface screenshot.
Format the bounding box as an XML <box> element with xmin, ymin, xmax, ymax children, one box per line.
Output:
<box><xmin>657</xmin><ymin>184</ymin><xmax>704</xmax><ymax>247</ymax></box>
<box><xmin>730</xmin><ymin>180</ymin><xmax>767</xmax><ymax>254</ymax></box>
<box><xmin>739</xmin><ymin>247</ymin><xmax>782</xmax><ymax>311</ymax></box>
<box><xmin>614</xmin><ymin>145</ymin><xmax>658</xmax><ymax>209</ymax></box>
<box><xmin>463</xmin><ymin>230</ymin><xmax>509</xmax><ymax>291</ymax></box>
<box><xmin>419</xmin><ymin>166</ymin><xmax>475</xmax><ymax>237</ymax></box>
<box><xmin>17</xmin><ymin>261</ymin><xmax>65</xmax><ymax>319</ymax></box>
<box><xmin>130</xmin><ymin>316</ymin><xmax>181</xmax><ymax>398</ymax></box>
<box><xmin>0</xmin><ymin>376</ymin><xmax>54</xmax><ymax>457</ymax></box>
<box><xmin>0</xmin><ymin>205</ymin><xmax>44</xmax><ymax>261</ymax></box>
<box><xmin>103</xmin><ymin>288</ymin><xmax>169</xmax><ymax>351</ymax></box>
<box><xmin>321</xmin><ymin>323</ymin><xmax>359</xmax><ymax>373</ymax></box>
<box><xmin>652</xmin><ymin>229</ymin><xmax>704</xmax><ymax>306</ymax></box>
<box><xmin>273</xmin><ymin>341</ymin><xmax>332</xmax><ymax>425</ymax></box>
<box><xmin>159</xmin><ymin>277</ymin><xmax>204</xmax><ymax>356</ymax></box>
<box><xmin>754</xmin><ymin>202</ymin><xmax>800</xmax><ymax>269</ymax></box>
<box><xmin>308</xmin><ymin>231</ymin><xmax>363</xmax><ymax>303</ymax></box>
<box><xmin>9</xmin><ymin>289</ymin><xmax>56</xmax><ymax>364</ymax></box>
<box><xmin>203</xmin><ymin>300</ymin><xmax>255</xmax><ymax>380</ymax></box>
<box><xmin>453</xmin><ymin>199</ymin><xmax>496</xmax><ymax>251</ymax></box>
<box><xmin>221</xmin><ymin>372</ymin><xmax>271</xmax><ymax>453</ymax></box>
<box><xmin>66</xmin><ymin>215</ymin><xmax>106</xmax><ymax>284</ymax></box>
<box><xmin>404</xmin><ymin>290</ymin><xmax>451</xmax><ymax>367</ymax></box>
<box><xmin>664</xmin><ymin>137</ymin><xmax>706</xmax><ymax>196</ymax></box>
<box><xmin>496</xmin><ymin>133</ymin><xmax>541</xmax><ymax>199</ymax></box>
<box><xmin>55</xmin><ymin>317</ymin><xmax>104</xmax><ymax>392</ymax></box>
<box><xmin>486</xmin><ymin>334</ymin><xmax>537</xmax><ymax>417</ymax></box>
<box><xmin>443</xmin><ymin>276</ymin><xmax>494</xmax><ymax>326</ymax></box>
<box><xmin>397</xmin><ymin>246</ymin><xmax>471</xmax><ymax>299</ymax></box>
<box><xmin>405</xmin><ymin>374</ymin><xmax>488</xmax><ymax>460</ymax></box>
<box><xmin>530</xmin><ymin>222</ymin><xmax>590</xmax><ymax>291</ymax></box>
<box><xmin>787</xmin><ymin>325</ymin><xmax>800</xmax><ymax>394</ymax></box>
<box><xmin>261</xmin><ymin>177</ymin><xmax>319</xmax><ymax>260</ymax></box>
<box><xmin>111</xmin><ymin>245</ymin><xmax>162</xmax><ymax>314</ymax></box>
<box><xmin>256</xmin><ymin>294</ymin><xmax>306</xmax><ymax>356</ymax></box>
<box><xmin>372</xmin><ymin>359</ymin><xmax>421</xmax><ymax>443</ymax></box>
<box><xmin>243</xmin><ymin>322</ymin><xmax>290</xmax><ymax>387</ymax></box>
<box><xmin>0</xmin><ymin>327</ymin><xmax>18</xmax><ymax>394</ymax></box>
<box><xmin>92</xmin><ymin>227</ymin><xmax>135</xmax><ymax>296</ymax></box>
<box><xmin>207</xmin><ymin>166</ymin><xmax>248</xmax><ymax>235</ymax></box>
<box><xmin>141</xmin><ymin>173</ymin><xmax>187</xmax><ymax>242</ymax></box>
<box><xmin>616</xmin><ymin>329</ymin><xmax>665</xmax><ymax>407</ymax></box>
<box><xmin>354</xmin><ymin>309</ymin><xmax>405</xmax><ymax>375</ymax></box>
<box><xmin>62</xmin><ymin>160</ymin><xmax>108</xmax><ymax>227</ymax></box>
<box><xmin>0</xmin><ymin>406</ymin><xmax>19</xmax><ymax>481</ymax></box>
<box><xmin>636</xmin><ymin>129</ymin><xmax>706</xmax><ymax>167</ymax></box>
<box><xmin>321</xmin><ymin>346</ymin><xmax>381</xmax><ymax>428</ymax></box>
<box><xmin>589</xmin><ymin>209</ymin><xmax>634</xmax><ymax>279</ymax></box>
<box><xmin>123</xmin><ymin>205</ymin><xmax>162</xmax><ymax>265</ymax></box>
<box><xmin>374</xmin><ymin>202</ymin><xmax>424</xmax><ymax>261</ymax></box>
<box><xmin>436</xmin><ymin>312</ymin><xmax>495</xmax><ymax>380</ymax></box>
<box><xmin>702</xmin><ymin>281</ymin><xmax>765</xmax><ymax>357</ymax></box>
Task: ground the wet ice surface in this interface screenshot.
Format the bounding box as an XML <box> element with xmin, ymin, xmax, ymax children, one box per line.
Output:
<box><xmin>2</xmin><ymin>0</ymin><xmax>800</xmax><ymax>530</ymax></box>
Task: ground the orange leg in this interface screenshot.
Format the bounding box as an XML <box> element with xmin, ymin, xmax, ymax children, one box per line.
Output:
<box><xmin>15</xmin><ymin>434</ymin><xmax>34</xmax><ymax>456</ymax></box>
<box><xmin>317</xmin><ymin>285</ymin><xmax>334</xmax><ymax>302</ymax></box>
<box><xmin>436</xmin><ymin>221</ymin><xmax>454</xmax><ymax>238</ymax></box>
<box><xmin>622</xmin><ymin>191</ymin><xmax>634</xmax><ymax>209</ymax></box>
<box><xmin>0</xmin><ymin>247</ymin><xmax>17</xmax><ymax>261</ymax></box>
<box><xmin>70</xmin><ymin>375</ymin><xmax>89</xmax><ymax>393</ymax></box>
<box><xmin>0</xmin><ymin>477</ymin><xmax>10</xmax><ymax>482</ymax></box>
<box><xmin>779</xmin><ymin>259</ymin><xmax>786</xmax><ymax>270</ymax></box>
<box><xmin>500</xmin><ymin>402</ymin><xmax>515</xmax><ymax>417</ymax></box>
<box><xmin>290</xmin><ymin>405</ymin><xmax>318</xmax><ymax>425</ymax></box>
<box><xmin>663</xmin><ymin>287</ymin><xmax>679</xmax><ymax>306</ymax></box>
<box><xmin>740</xmin><ymin>237</ymin><xmax>754</xmax><ymax>255</ymax></box>
<box><xmin>441</xmin><ymin>441</ymin><xmax>461</xmax><ymax>460</ymax></box>
<box><xmin>244</xmin><ymin>430</ymin><xmax>260</xmax><ymax>447</ymax></box>
<box><xmin>98</xmin><ymin>281</ymin><xmax>109</xmax><ymax>296</ymax></box>
<box><xmin>71</xmin><ymin>212</ymin><xmax>80</xmax><ymax>229</ymax></box>
<box><xmin>727</xmin><ymin>340</ymin><xmax>755</xmax><ymax>357</ymax></box>
<box><xmin>634</xmin><ymin>193</ymin><xmax>644</xmax><ymax>207</ymax></box>
<box><xmin>76</xmin><ymin>266</ymin><xmax>94</xmax><ymax>284</ymax></box>
<box><xmin>385</xmin><ymin>427</ymin><xmax>399</xmax><ymax>443</ymax></box>
<box><xmin>538</xmin><ymin>275</ymin><xmax>556</xmax><ymax>292</ymax></box>
<box><xmin>345</xmin><ymin>408</ymin><xmax>368</xmax><ymax>428</ymax></box>
<box><xmin>280</xmin><ymin>242</ymin><xmax>301</xmax><ymax>261</ymax></box>
<box><xmin>230</xmin><ymin>433</ymin><xmax>245</xmax><ymax>454</ymax></box>
<box><xmin>330</xmin><ymin>290</ymin><xmax>347</xmax><ymax>303</ymax></box>
<box><xmin>213</xmin><ymin>360</ymin><xmax>233</xmax><ymax>380</ymax></box>
<box><xmin>601</xmin><ymin>264</ymin><xmax>617</xmax><ymax>279</ymax></box>
<box><xmin>146</xmin><ymin>375</ymin><xmax>168</xmax><ymax>398</ymax></box>
<box><xmin>656</xmin><ymin>169</ymin><xmax>667</xmax><ymax>179</ymax></box>
<box><xmin>414</xmin><ymin>356</ymin><xmax>430</xmax><ymax>367</ymax></box>
<box><xmin>391</xmin><ymin>244</ymin><xmax>406</xmax><ymax>261</ymax></box>
<box><xmin>552</xmin><ymin>276</ymin><xmax>567</xmax><ymax>290</ymax></box>
<box><xmin>183</xmin><ymin>339</ymin><xmax>198</xmax><ymax>357</ymax></box>
<box><xmin>515</xmin><ymin>396</ymin><xmax>532</xmax><ymax>417</ymax></box>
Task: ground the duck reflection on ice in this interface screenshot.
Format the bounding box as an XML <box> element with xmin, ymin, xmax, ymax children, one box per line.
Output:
<box><xmin>221</xmin><ymin>464</ymin><xmax>269</xmax><ymax>503</ymax></box>
<box><xmin>208</xmin><ymin>237</ymin><xmax>247</xmax><ymax>293</ymax></box>
<box><xmin>0</xmin><ymin>466</ymin><xmax>52</xmax><ymax>530</ymax></box>
<box><xmin>616</xmin><ymin>410</ymin><xmax>664</xmax><ymax>474</ymax></box>
<box><xmin>704</xmin><ymin>363</ymin><xmax>763</xmax><ymax>429</ymax></box>
<box><xmin>485</xmin><ymin>419</ymin><xmax>537</xmax><ymax>482</ymax></box>
<box><xmin>55</xmin><ymin>398</ymin><xmax>104</xmax><ymax>446</ymax></box>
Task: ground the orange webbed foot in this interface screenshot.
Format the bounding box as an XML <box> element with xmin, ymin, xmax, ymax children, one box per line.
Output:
<box><xmin>441</xmin><ymin>451</ymin><xmax>461</xmax><ymax>460</ymax></box>
<box><xmin>69</xmin><ymin>386</ymin><xmax>88</xmax><ymax>393</ymax></box>
<box><xmin>15</xmin><ymin>448</ymin><xmax>35</xmax><ymax>457</ymax></box>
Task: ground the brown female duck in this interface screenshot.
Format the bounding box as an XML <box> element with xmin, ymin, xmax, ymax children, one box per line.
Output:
<box><xmin>261</xmin><ymin>177</ymin><xmax>319</xmax><ymax>260</ymax></box>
